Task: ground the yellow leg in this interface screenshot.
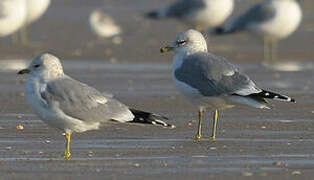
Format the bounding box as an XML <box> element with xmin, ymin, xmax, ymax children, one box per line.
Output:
<box><xmin>194</xmin><ymin>109</ymin><xmax>203</xmax><ymax>141</ymax></box>
<box><xmin>63</xmin><ymin>132</ymin><xmax>72</xmax><ymax>160</ymax></box>
<box><xmin>210</xmin><ymin>110</ymin><xmax>218</xmax><ymax>141</ymax></box>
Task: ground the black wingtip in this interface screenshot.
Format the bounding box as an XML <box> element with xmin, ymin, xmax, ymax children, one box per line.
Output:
<box><xmin>213</xmin><ymin>27</ymin><xmax>224</xmax><ymax>34</ymax></box>
<box><xmin>145</xmin><ymin>11</ymin><xmax>160</xmax><ymax>19</ymax></box>
<box><xmin>150</xmin><ymin>119</ymin><xmax>176</xmax><ymax>129</ymax></box>
<box><xmin>129</xmin><ymin>108</ymin><xmax>175</xmax><ymax>128</ymax></box>
<box><xmin>211</xmin><ymin>26</ymin><xmax>238</xmax><ymax>35</ymax></box>
<box><xmin>248</xmin><ymin>90</ymin><xmax>296</xmax><ymax>103</ymax></box>
<box><xmin>211</xmin><ymin>27</ymin><xmax>228</xmax><ymax>35</ymax></box>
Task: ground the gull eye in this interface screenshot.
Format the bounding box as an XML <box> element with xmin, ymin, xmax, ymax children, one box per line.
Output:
<box><xmin>33</xmin><ymin>64</ymin><xmax>40</xmax><ymax>68</ymax></box>
<box><xmin>177</xmin><ymin>40</ymin><xmax>186</xmax><ymax>46</ymax></box>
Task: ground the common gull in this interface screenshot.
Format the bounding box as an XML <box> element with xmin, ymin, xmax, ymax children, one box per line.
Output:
<box><xmin>24</xmin><ymin>0</ymin><xmax>50</xmax><ymax>25</ymax></box>
<box><xmin>18</xmin><ymin>53</ymin><xmax>174</xmax><ymax>160</ymax></box>
<box><xmin>213</xmin><ymin>0</ymin><xmax>302</xmax><ymax>64</ymax></box>
<box><xmin>146</xmin><ymin>0</ymin><xmax>234</xmax><ymax>31</ymax></box>
<box><xmin>0</xmin><ymin>0</ymin><xmax>26</xmax><ymax>39</ymax></box>
<box><xmin>160</xmin><ymin>29</ymin><xmax>295</xmax><ymax>140</ymax></box>
<box><xmin>89</xmin><ymin>9</ymin><xmax>122</xmax><ymax>39</ymax></box>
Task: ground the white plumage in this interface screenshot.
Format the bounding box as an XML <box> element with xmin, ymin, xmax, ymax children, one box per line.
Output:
<box><xmin>214</xmin><ymin>0</ymin><xmax>302</xmax><ymax>63</ymax></box>
<box><xmin>19</xmin><ymin>53</ymin><xmax>174</xmax><ymax>160</ymax></box>
<box><xmin>161</xmin><ymin>29</ymin><xmax>295</xmax><ymax>140</ymax></box>
<box><xmin>24</xmin><ymin>0</ymin><xmax>50</xmax><ymax>25</ymax></box>
<box><xmin>0</xmin><ymin>0</ymin><xmax>26</xmax><ymax>37</ymax></box>
<box><xmin>249</xmin><ymin>0</ymin><xmax>301</xmax><ymax>40</ymax></box>
<box><xmin>89</xmin><ymin>9</ymin><xmax>122</xmax><ymax>38</ymax></box>
<box><xmin>146</xmin><ymin>0</ymin><xmax>234</xmax><ymax>31</ymax></box>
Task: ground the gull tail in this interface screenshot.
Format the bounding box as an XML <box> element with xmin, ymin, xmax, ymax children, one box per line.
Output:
<box><xmin>129</xmin><ymin>108</ymin><xmax>175</xmax><ymax>128</ymax></box>
<box><xmin>249</xmin><ymin>90</ymin><xmax>296</xmax><ymax>103</ymax></box>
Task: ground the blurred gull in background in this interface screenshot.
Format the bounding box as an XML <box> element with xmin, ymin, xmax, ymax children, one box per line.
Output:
<box><xmin>24</xmin><ymin>0</ymin><xmax>50</xmax><ymax>26</ymax></box>
<box><xmin>89</xmin><ymin>9</ymin><xmax>122</xmax><ymax>39</ymax></box>
<box><xmin>0</xmin><ymin>0</ymin><xmax>49</xmax><ymax>72</ymax></box>
<box><xmin>88</xmin><ymin>9</ymin><xmax>122</xmax><ymax>48</ymax></box>
<box><xmin>145</xmin><ymin>0</ymin><xmax>234</xmax><ymax>31</ymax></box>
<box><xmin>213</xmin><ymin>0</ymin><xmax>302</xmax><ymax>66</ymax></box>
<box><xmin>0</xmin><ymin>0</ymin><xmax>26</xmax><ymax>43</ymax></box>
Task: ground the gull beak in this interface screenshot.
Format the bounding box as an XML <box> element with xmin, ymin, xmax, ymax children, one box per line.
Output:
<box><xmin>160</xmin><ymin>46</ymin><xmax>174</xmax><ymax>53</ymax></box>
<box><xmin>17</xmin><ymin>69</ymin><xmax>30</xmax><ymax>75</ymax></box>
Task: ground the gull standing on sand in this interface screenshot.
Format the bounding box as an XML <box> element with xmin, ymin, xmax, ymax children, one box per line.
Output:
<box><xmin>20</xmin><ymin>0</ymin><xmax>51</xmax><ymax>44</ymax></box>
<box><xmin>213</xmin><ymin>0</ymin><xmax>302</xmax><ymax>64</ymax></box>
<box><xmin>18</xmin><ymin>53</ymin><xmax>174</xmax><ymax>160</ymax></box>
<box><xmin>146</xmin><ymin>0</ymin><xmax>234</xmax><ymax>31</ymax></box>
<box><xmin>160</xmin><ymin>29</ymin><xmax>295</xmax><ymax>140</ymax></box>
<box><xmin>0</xmin><ymin>0</ymin><xmax>26</xmax><ymax>41</ymax></box>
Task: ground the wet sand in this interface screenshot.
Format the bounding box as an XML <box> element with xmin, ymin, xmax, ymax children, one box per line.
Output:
<box><xmin>0</xmin><ymin>62</ymin><xmax>314</xmax><ymax>179</ymax></box>
<box><xmin>1</xmin><ymin>0</ymin><xmax>314</xmax><ymax>179</ymax></box>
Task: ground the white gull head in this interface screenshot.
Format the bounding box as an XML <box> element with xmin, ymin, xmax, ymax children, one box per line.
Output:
<box><xmin>161</xmin><ymin>29</ymin><xmax>208</xmax><ymax>55</ymax></box>
<box><xmin>22</xmin><ymin>53</ymin><xmax>64</xmax><ymax>81</ymax></box>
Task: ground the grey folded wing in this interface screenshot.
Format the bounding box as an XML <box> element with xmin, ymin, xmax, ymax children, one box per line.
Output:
<box><xmin>166</xmin><ymin>0</ymin><xmax>205</xmax><ymax>18</ymax></box>
<box><xmin>227</xmin><ymin>2</ymin><xmax>276</xmax><ymax>32</ymax></box>
<box><xmin>40</xmin><ymin>77</ymin><xmax>133</xmax><ymax>123</ymax></box>
<box><xmin>174</xmin><ymin>52</ymin><xmax>261</xmax><ymax>97</ymax></box>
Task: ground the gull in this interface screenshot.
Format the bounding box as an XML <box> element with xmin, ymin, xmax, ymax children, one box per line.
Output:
<box><xmin>145</xmin><ymin>0</ymin><xmax>234</xmax><ymax>31</ymax></box>
<box><xmin>24</xmin><ymin>0</ymin><xmax>50</xmax><ymax>25</ymax></box>
<box><xmin>20</xmin><ymin>0</ymin><xmax>51</xmax><ymax>44</ymax></box>
<box><xmin>0</xmin><ymin>0</ymin><xmax>26</xmax><ymax>42</ymax></box>
<box><xmin>18</xmin><ymin>53</ymin><xmax>174</xmax><ymax>160</ymax></box>
<box><xmin>87</xmin><ymin>9</ymin><xmax>122</xmax><ymax>48</ymax></box>
<box><xmin>89</xmin><ymin>9</ymin><xmax>122</xmax><ymax>39</ymax></box>
<box><xmin>160</xmin><ymin>29</ymin><xmax>295</xmax><ymax>140</ymax></box>
<box><xmin>213</xmin><ymin>0</ymin><xmax>302</xmax><ymax>64</ymax></box>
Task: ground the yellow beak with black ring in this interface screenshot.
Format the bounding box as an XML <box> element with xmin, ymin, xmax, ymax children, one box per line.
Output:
<box><xmin>18</xmin><ymin>69</ymin><xmax>30</xmax><ymax>75</ymax></box>
<box><xmin>160</xmin><ymin>46</ymin><xmax>174</xmax><ymax>53</ymax></box>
